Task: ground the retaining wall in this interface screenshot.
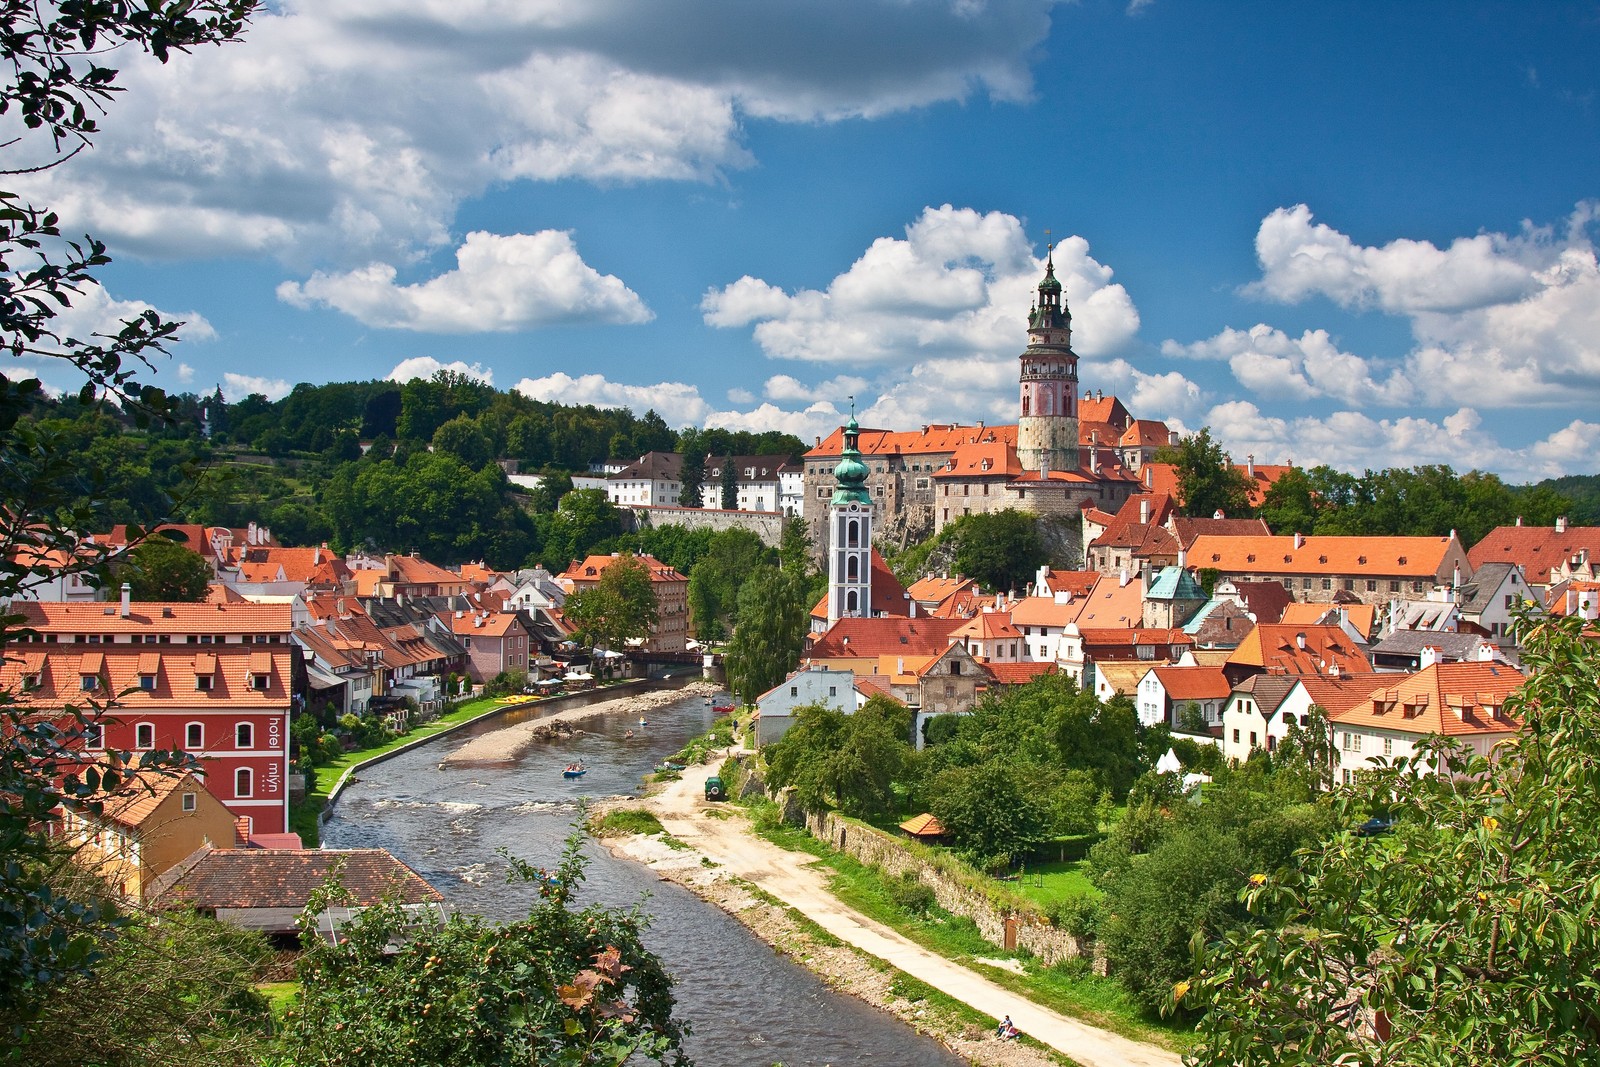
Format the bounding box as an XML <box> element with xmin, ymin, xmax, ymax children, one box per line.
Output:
<box><xmin>800</xmin><ymin>808</ymin><xmax>1090</xmax><ymax>966</ymax></box>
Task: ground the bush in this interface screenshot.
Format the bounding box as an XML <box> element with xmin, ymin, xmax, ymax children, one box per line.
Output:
<box><xmin>591</xmin><ymin>808</ymin><xmax>666</xmax><ymax>837</ymax></box>
<box><xmin>887</xmin><ymin>872</ymin><xmax>936</xmax><ymax>916</ymax></box>
<box><xmin>1046</xmin><ymin>894</ymin><xmax>1100</xmax><ymax>938</ymax></box>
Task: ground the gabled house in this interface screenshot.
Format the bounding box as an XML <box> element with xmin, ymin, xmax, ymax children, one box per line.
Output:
<box><xmin>58</xmin><ymin>768</ymin><xmax>240</xmax><ymax>902</ymax></box>
<box><xmin>1223</xmin><ymin>623</ymin><xmax>1372</xmax><ymax>687</ymax></box>
<box><xmin>1330</xmin><ymin>662</ymin><xmax>1527</xmax><ymax>783</ymax></box>
<box><xmin>1455</xmin><ymin>562</ymin><xmax>1537</xmax><ymax>639</ymax></box>
<box><xmin>1220</xmin><ymin>672</ymin><xmax>1385</xmax><ymax>764</ymax></box>
<box><xmin>952</xmin><ymin>610</ymin><xmax>1025</xmax><ymax>664</ymax></box>
<box><xmin>1137</xmin><ymin>665</ymin><xmax>1232</xmax><ymax>731</ymax></box>
<box><xmin>1187</xmin><ymin>533</ymin><xmax>1472</xmax><ymax>606</ymax></box>
<box><xmin>437</xmin><ymin>609</ymin><xmax>533</xmax><ymax>684</ymax></box>
<box><xmin>1467</xmin><ymin>517</ymin><xmax>1600</xmax><ymax>593</ymax></box>
<box><xmin>560</xmin><ymin>553</ymin><xmax>690</xmax><ymax>652</ymax></box>
<box><xmin>754</xmin><ymin>666</ymin><xmax>863</xmax><ymax>747</ymax></box>
<box><xmin>1366</xmin><ymin>632</ymin><xmax>1513</xmax><ymax>673</ymax></box>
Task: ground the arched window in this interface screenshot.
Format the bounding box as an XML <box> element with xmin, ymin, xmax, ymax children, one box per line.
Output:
<box><xmin>847</xmin><ymin>520</ymin><xmax>859</xmax><ymax>547</ymax></box>
<box><xmin>1021</xmin><ymin>393</ymin><xmax>1030</xmax><ymax>417</ymax></box>
<box><xmin>235</xmin><ymin>768</ymin><xmax>252</xmax><ymax>798</ymax></box>
<box><xmin>847</xmin><ymin>556</ymin><xmax>859</xmax><ymax>581</ymax></box>
<box><xmin>846</xmin><ymin>591</ymin><xmax>859</xmax><ymax>615</ymax></box>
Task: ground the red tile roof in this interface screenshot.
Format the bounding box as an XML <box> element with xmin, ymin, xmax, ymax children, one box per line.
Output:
<box><xmin>1188</xmin><ymin>534</ymin><xmax>1460</xmax><ymax>578</ymax></box>
<box><xmin>809</xmin><ymin>550</ymin><xmax>910</xmax><ymax>620</ymax></box>
<box><xmin>0</xmin><ymin>646</ymin><xmax>293</xmax><ymax>708</ymax></box>
<box><xmin>985</xmin><ymin>661</ymin><xmax>1058</xmax><ymax>686</ymax></box>
<box><xmin>1150</xmin><ymin>665</ymin><xmax>1232</xmax><ymax>701</ymax></box>
<box><xmin>159</xmin><ymin>848</ymin><xmax>442</xmax><ymax>909</ymax></box>
<box><xmin>807</xmin><ymin>617</ymin><xmax>962</xmax><ymax>659</ymax></box>
<box><xmin>806</xmin><ymin>424</ymin><xmax>1018</xmax><ymax>459</ymax></box>
<box><xmin>1330</xmin><ymin>662</ymin><xmax>1526</xmax><ymax>738</ymax></box>
<box><xmin>1228</xmin><ymin>624</ymin><xmax>1372</xmax><ymax>677</ymax></box>
<box><xmin>1468</xmin><ymin>523</ymin><xmax>1600</xmax><ymax>586</ymax></box>
<box><xmin>14</xmin><ymin>600</ymin><xmax>292</xmax><ymax>637</ymax></box>
<box><xmin>932</xmin><ymin>439</ymin><xmax>1022</xmax><ymax>480</ymax></box>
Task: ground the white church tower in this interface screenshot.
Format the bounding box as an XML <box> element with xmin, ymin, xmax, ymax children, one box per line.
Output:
<box><xmin>826</xmin><ymin>414</ymin><xmax>873</xmax><ymax>623</ymax></box>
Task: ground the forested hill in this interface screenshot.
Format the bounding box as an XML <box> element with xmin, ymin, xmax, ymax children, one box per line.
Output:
<box><xmin>25</xmin><ymin>372</ymin><xmax>804</xmax><ymax>570</ymax></box>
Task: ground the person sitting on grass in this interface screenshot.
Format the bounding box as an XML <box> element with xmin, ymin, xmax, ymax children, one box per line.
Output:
<box><xmin>997</xmin><ymin>1015</ymin><xmax>1021</xmax><ymax>1040</ymax></box>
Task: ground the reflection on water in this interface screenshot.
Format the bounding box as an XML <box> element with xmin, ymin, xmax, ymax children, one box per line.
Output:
<box><xmin>322</xmin><ymin>690</ymin><xmax>965</xmax><ymax>1067</ymax></box>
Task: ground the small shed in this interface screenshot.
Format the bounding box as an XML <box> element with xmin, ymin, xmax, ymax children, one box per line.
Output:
<box><xmin>899</xmin><ymin>813</ymin><xmax>948</xmax><ymax>841</ymax></box>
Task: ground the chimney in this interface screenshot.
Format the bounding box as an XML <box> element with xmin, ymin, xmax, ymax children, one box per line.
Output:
<box><xmin>1557</xmin><ymin>515</ymin><xmax>1568</xmax><ymax>534</ymax></box>
<box><xmin>1420</xmin><ymin>645</ymin><xmax>1442</xmax><ymax>669</ymax></box>
<box><xmin>1478</xmin><ymin>642</ymin><xmax>1500</xmax><ymax>662</ymax></box>
<box><xmin>1177</xmin><ymin>549</ymin><xmax>1187</xmax><ymax>569</ymax></box>
<box><xmin>1293</xmin><ymin>531</ymin><xmax>1304</xmax><ymax>550</ymax></box>
<box><xmin>1143</xmin><ymin>466</ymin><xmax>1153</xmax><ymax>488</ymax></box>
<box><xmin>234</xmin><ymin>817</ymin><xmax>250</xmax><ymax>848</ymax></box>
<box><xmin>897</xmin><ymin>656</ymin><xmax>905</xmax><ymax>674</ymax></box>
<box><xmin>1090</xmin><ymin>448</ymin><xmax>1099</xmax><ymax>474</ymax></box>
<box><xmin>247</xmin><ymin>521</ymin><xmax>257</xmax><ymax>545</ymax></box>
<box><xmin>313</xmin><ymin>545</ymin><xmax>322</xmax><ymax>566</ymax></box>
<box><xmin>1214</xmin><ymin>509</ymin><xmax>1225</xmax><ymax>520</ymax></box>
<box><xmin>1140</xmin><ymin>499</ymin><xmax>1150</xmax><ymax>524</ymax></box>
<box><xmin>120</xmin><ymin>582</ymin><xmax>131</xmax><ymax>617</ymax></box>
<box><xmin>1515</xmin><ymin>515</ymin><xmax>1523</xmax><ymax>526</ymax></box>
<box><xmin>1328</xmin><ymin>663</ymin><xmax>1341</xmax><ymax>679</ymax></box>
<box><xmin>1120</xmin><ymin>568</ymin><xmax>1130</xmax><ymax>588</ymax></box>
<box><xmin>1246</xmin><ymin>454</ymin><xmax>1255</xmax><ymax>479</ymax></box>
<box><xmin>1296</xmin><ymin>632</ymin><xmax>1307</xmax><ymax>650</ymax></box>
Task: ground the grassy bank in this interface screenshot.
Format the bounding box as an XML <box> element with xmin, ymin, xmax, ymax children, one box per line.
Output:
<box><xmin>289</xmin><ymin>695</ymin><xmax>512</xmax><ymax>845</ymax></box>
<box><xmin>740</xmin><ymin>797</ymin><xmax>1197</xmax><ymax>1055</ymax></box>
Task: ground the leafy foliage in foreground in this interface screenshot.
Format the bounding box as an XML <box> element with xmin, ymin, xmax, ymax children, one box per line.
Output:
<box><xmin>282</xmin><ymin>830</ymin><xmax>688</xmax><ymax>1067</ymax></box>
<box><xmin>1187</xmin><ymin>614</ymin><xmax>1600</xmax><ymax>1065</ymax></box>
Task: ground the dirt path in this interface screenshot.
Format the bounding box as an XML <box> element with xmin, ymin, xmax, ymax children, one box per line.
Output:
<box><xmin>622</xmin><ymin>756</ymin><xmax>1183</xmax><ymax>1067</ymax></box>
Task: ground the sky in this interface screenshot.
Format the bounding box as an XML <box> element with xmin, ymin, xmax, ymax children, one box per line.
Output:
<box><xmin>15</xmin><ymin>1</ymin><xmax>1600</xmax><ymax>482</ymax></box>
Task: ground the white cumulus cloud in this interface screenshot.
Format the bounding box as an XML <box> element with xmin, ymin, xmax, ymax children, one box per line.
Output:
<box><xmin>702</xmin><ymin>205</ymin><xmax>1140</xmax><ymax>368</ymax></box>
<box><xmin>223</xmin><ymin>373</ymin><xmax>292</xmax><ymax>402</ymax></box>
<box><xmin>9</xmin><ymin>1</ymin><xmax>1060</xmax><ymax>266</ymax></box>
<box><xmin>278</xmin><ymin>231</ymin><xmax>650</xmax><ymax>331</ymax></box>
<box><xmin>1162</xmin><ymin>324</ymin><xmax>1414</xmax><ymax>407</ymax></box>
<box><xmin>386</xmin><ymin>358</ymin><xmax>495</xmax><ymax>385</ymax></box>
<box><xmin>513</xmin><ymin>372</ymin><xmax>711</xmax><ymax>429</ymax></box>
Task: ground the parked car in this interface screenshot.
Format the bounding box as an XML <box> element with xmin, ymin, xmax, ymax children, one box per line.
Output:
<box><xmin>1355</xmin><ymin>815</ymin><xmax>1395</xmax><ymax>837</ymax></box>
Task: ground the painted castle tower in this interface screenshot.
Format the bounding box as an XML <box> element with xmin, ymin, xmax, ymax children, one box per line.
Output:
<box><xmin>1016</xmin><ymin>246</ymin><xmax>1080</xmax><ymax>476</ymax></box>
<box><xmin>826</xmin><ymin>414</ymin><xmax>873</xmax><ymax>623</ymax></box>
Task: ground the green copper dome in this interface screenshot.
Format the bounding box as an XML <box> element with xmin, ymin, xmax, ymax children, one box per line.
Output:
<box><xmin>831</xmin><ymin>415</ymin><xmax>872</xmax><ymax>505</ymax></box>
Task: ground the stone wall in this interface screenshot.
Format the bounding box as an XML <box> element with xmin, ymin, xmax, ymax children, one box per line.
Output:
<box><xmin>801</xmin><ymin>808</ymin><xmax>1089</xmax><ymax>966</ymax></box>
<box><xmin>627</xmin><ymin>506</ymin><xmax>786</xmax><ymax>547</ymax></box>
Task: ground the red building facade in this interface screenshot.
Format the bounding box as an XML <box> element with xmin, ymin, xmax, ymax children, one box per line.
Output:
<box><xmin>9</xmin><ymin>600</ymin><xmax>296</xmax><ymax>835</ymax></box>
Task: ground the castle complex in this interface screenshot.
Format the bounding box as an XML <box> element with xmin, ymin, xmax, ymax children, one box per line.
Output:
<box><xmin>806</xmin><ymin>249</ymin><xmax>1164</xmax><ymax>568</ymax></box>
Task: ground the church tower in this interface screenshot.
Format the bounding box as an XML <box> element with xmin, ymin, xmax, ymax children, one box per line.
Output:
<box><xmin>1017</xmin><ymin>246</ymin><xmax>1080</xmax><ymax>475</ymax></box>
<box><xmin>826</xmin><ymin>414</ymin><xmax>873</xmax><ymax>623</ymax></box>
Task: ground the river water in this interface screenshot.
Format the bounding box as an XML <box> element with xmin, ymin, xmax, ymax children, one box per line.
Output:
<box><xmin>321</xmin><ymin>689</ymin><xmax>966</xmax><ymax>1067</ymax></box>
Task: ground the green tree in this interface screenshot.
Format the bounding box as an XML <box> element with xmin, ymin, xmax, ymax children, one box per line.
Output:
<box><xmin>284</xmin><ymin>830</ymin><xmax>686</xmax><ymax>1066</ymax></box>
<box><xmin>562</xmin><ymin>553</ymin><xmax>658</xmax><ymax>651</ymax></box>
<box><xmin>1187</xmin><ymin>614</ymin><xmax>1600</xmax><ymax>1063</ymax></box>
<box><xmin>928</xmin><ymin>760</ymin><xmax>1051</xmax><ymax>863</ymax></box>
<box><xmin>0</xmin><ymin>0</ymin><xmax>259</xmax><ymax>1014</ymax></box>
<box><xmin>119</xmin><ymin>535</ymin><xmax>212</xmax><ymax>601</ymax></box>
<box><xmin>723</xmin><ymin>564</ymin><xmax>810</xmax><ymax>704</ymax></box>
<box><xmin>431</xmin><ymin>413</ymin><xmax>494</xmax><ymax>469</ymax></box>
<box><xmin>765</xmin><ymin>698</ymin><xmax>911</xmax><ymax>820</ymax></box>
<box><xmin>718</xmin><ymin>455</ymin><xmax>737</xmax><ymax>509</ymax></box>
<box><xmin>951</xmin><ymin>510</ymin><xmax>1045</xmax><ymax>593</ymax></box>
<box><xmin>1256</xmin><ymin>465</ymin><xmax>1318</xmax><ymax>535</ymax></box>
<box><xmin>685</xmin><ymin>528</ymin><xmax>773</xmax><ymax>642</ymax></box>
<box><xmin>1158</xmin><ymin>428</ymin><xmax>1252</xmax><ymax>519</ymax></box>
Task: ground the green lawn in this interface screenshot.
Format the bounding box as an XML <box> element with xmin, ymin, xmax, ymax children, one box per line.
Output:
<box><xmin>289</xmin><ymin>695</ymin><xmax>517</xmax><ymax>846</ymax></box>
<box><xmin>1008</xmin><ymin>860</ymin><xmax>1101</xmax><ymax>909</ymax></box>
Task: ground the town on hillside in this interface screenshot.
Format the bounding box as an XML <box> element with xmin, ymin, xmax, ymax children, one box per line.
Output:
<box><xmin>8</xmin><ymin>253</ymin><xmax>1600</xmax><ymax>1064</ymax></box>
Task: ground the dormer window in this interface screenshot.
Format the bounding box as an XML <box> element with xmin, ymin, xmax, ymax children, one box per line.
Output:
<box><xmin>195</xmin><ymin>674</ymin><xmax>214</xmax><ymax>691</ymax></box>
<box><xmin>139</xmin><ymin>675</ymin><xmax>157</xmax><ymax>692</ymax></box>
<box><xmin>80</xmin><ymin>674</ymin><xmax>99</xmax><ymax>692</ymax></box>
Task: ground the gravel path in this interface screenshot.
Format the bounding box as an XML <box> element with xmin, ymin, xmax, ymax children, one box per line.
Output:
<box><xmin>439</xmin><ymin>681</ymin><xmax>720</xmax><ymax>765</ymax></box>
<box><xmin>605</xmin><ymin>755</ymin><xmax>1185</xmax><ymax>1067</ymax></box>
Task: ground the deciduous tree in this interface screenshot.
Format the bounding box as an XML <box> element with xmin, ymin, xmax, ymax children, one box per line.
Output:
<box><xmin>1185</xmin><ymin>614</ymin><xmax>1600</xmax><ymax>1064</ymax></box>
<box><xmin>120</xmin><ymin>535</ymin><xmax>212</xmax><ymax>601</ymax></box>
<box><xmin>1158</xmin><ymin>428</ymin><xmax>1252</xmax><ymax>519</ymax></box>
<box><xmin>951</xmin><ymin>510</ymin><xmax>1045</xmax><ymax>594</ymax></box>
<box><xmin>562</xmin><ymin>553</ymin><xmax>658</xmax><ymax>652</ymax></box>
<box><xmin>723</xmin><ymin>564</ymin><xmax>810</xmax><ymax>704</ymax></box>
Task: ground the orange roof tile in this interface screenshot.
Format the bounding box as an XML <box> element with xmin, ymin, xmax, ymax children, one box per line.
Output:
<box><xmin>806</xmin><ymin>424</ymin><xmax>1018</xmax><ymax>459</ymax></box>
<box><xmin>1150</xmin><ymin>665</ymin><xmax>1232</xmax><ymax>700</ymax></box>
<box><xmin>807</xmin><ymin>617</ymin><xmax>962</xmax><ymax>659</ymax></box>
<box><xmin>1227</xmin><ymin>624</ymin><xmax>1372</xmax><ymax>677</ymax></box>
<box><xmin>1468</xmin><ymin>524</ymin><xmax>1600</xmax><ymax>586</ymax></box>
<box><xmin>1010</xmin><ymin>596</ymin><xmax>1078</xmax><ymax>628</ymax></box>
<box><xmin>932</xmin><ymin>439</ymin><xmax>1022</xmax><ymax>480</ymax></box>
<box><xmin>0</xmin><ymin>646</ymin><xmax>292</xmax><ymax>709</ymax></box>
<box><xmin>15</xmin><ymin>600</ymin><xmax>292</xmax><ymax>637</ymax></box>
<box><xmin>1330</xmin><ymin>662</ymin><xmax>1526</xmax><ymax>737</ymax></box>
<box><xmin>1188</xmin><ymin>534</ymin><xmax>1459</xmax><ymax>578</ymax></box>
<box><xmin>899</xmin><ymin>813</ymin><xmax>946</xmax><ymax>837</ymax></box>
<box><xmin>953</xmin><ymin>612</ymin><xmax>1021</xmax><ymax>642</ymax></box>
<box><xmin>985</xmin><ymin>661</ymin><xmax>1058</xmax><ymax>686</ymax></box>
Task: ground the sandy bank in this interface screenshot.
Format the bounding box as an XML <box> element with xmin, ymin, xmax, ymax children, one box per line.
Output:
<box><xmin>439</xmin><ymin>680</ymin><xmax>720</xmax><ymax>766</ymax></box>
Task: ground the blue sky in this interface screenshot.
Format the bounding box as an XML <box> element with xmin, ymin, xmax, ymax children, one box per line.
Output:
<box><xmin>18</xmin><ymin>1</ymin><xmax>1600</xmax><ymax>480</ymax></box>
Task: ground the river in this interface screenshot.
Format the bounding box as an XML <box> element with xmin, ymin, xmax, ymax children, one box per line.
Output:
<box><xmin>321</xmin><ymin>688</ymin><xmax>967</xmax><ymax>1067</ymax></box>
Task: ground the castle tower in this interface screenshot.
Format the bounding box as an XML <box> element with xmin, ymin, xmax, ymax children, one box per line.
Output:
<box><xmin>826</xmin><ymin>414</ymin><xmax>873</xmax><ymax>623</ymax></box>
<box><xmin>1017</xmin><ymin>246</ymin><xmax>1080</xmax><ymax>475</ymax></box>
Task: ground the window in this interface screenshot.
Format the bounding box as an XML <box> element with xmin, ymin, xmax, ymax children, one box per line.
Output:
<box><xmin>1412</xmin><ymin>580</ymin><xmax>1425</xmax><ymax>593</ymax></box>
<box><xmin>1366</xmin><ymin>580</ymin><xmax>1377</xmax><ymax>592</ymax></box>
<box><xmin>1383</xmin><ymin>736</ymin><xmax>1394</xmax><ymax>756</ymax></box>
<box><xmin>1321</xmin><ymin>578</ymin><xmax>1332</xmax><ymax>590</ymax></box>
<box><xmin>1249</xmin><ymin>731</ymin><xmax>1258</xmax><ymax>747</ymax></box>
<box><xmin>1504</xmin><ymin>593</ymin><xmax>1517</xmax><ymax>608</ymax></box>
<box><xmin>236</xmin><ymin>723</ymin><xmax>254</xmax><ymax>748</ymax></box>
<box><xmin>789</xmin><ymin>686</ymin><xmax>798</xmax><ymax>697</ymax></box>
<box><xmin>1344</xmin><ymin>579</ymin><xmax>1356</xmax><ymax>590</ymax></box>
<box><xmin>1389</xmin><ymin>581</ymin><xmax>1401</xmax><ymax>593</ymax></box>
<box><xmin>828</xmin><ymin>686</ymin><xmax>837</xmax><ymax>697</ymax></box>
<box><xmin>80</xmin><ymin>674</ymin><xmax>98</xmax><ymax>691</ymax></box>
<box><xmin>135</xmin><ymin>723</ymin><xmax>155</xmax><ymax>749</ymax></box>
<box><xmin>181</xmin><ymin>792</ymin><xmax>196</xmax><ymax>812</ymax></box>
<box><xmin>84</xmin><ymin>722</ymin><xmax>104</xmax><ymax>750</ymax></box>
<box><xmin>1343</xmin><ymin>769</ymin><xmax>1353</xmax><ymax>785</ymax></box>
<box><xmin>186</xmin><ymin>723</ymin><xmax>203</xmax><ymax>749</ymax></box>
<box><xmin>195</xmin><ymin>674</ymin><xmax>213</xmax><ymax>691</ymax></box>
<box><xmin>235</xmin><ymin>768</ymin><xmax>252</xmax><ymax>798</ymax></box>
<box><xmin>1301</xmin><ymin>578</ymin><xmax>1312</xmax><ymax>589</ymax></box>
<box><xmin>950</xmin><ymin>661</ymin><xmax>961</xmax><ymax>676</ymax></box>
